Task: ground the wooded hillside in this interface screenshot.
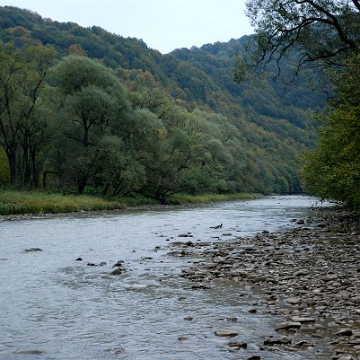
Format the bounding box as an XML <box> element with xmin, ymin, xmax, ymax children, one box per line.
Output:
<box><xmin>0</xmin><ymin>6</ymin><xmax>326</xmax><ymax>198</ymax></box>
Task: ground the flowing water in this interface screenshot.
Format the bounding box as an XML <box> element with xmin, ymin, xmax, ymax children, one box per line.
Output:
<box><xmin>0</xmin><ymin>195</ymin><xmax>330</xmax><ymax>359</ymax></box>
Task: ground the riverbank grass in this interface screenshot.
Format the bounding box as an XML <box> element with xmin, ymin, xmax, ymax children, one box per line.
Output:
<box><xmin>168</xmin><ymin>193</ymin><xmax>258</xmax><ymax>204</ymax></box>
<box><xmin>0</xmin><ymin>191</ymin><xmax>257</xmax><ymax>215</ymax></box>
<box><xmin>0</xmin><ymin>191</ymin><xmax>126</xmax><ymax>215</ymax></box>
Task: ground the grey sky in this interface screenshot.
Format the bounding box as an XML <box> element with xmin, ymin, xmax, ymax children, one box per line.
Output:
<box><xmin>3</xmin><ymin>0</ymin><xmax>253</xmax><ymax>53</ymax></box>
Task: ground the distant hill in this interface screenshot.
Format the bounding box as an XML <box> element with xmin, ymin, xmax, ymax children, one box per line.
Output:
<box><xmin>0</xmin><ymin>5</ymin><xmax>326</xmax><ymax>194</ymax></box>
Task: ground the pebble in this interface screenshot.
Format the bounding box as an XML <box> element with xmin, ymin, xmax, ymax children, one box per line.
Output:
<box><xmin>173</xmin><ymin>207</ymin><xmax>360</xmax><ymax>358</ymax></box>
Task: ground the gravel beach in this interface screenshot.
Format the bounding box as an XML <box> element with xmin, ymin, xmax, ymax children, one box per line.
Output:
<box><xmin>173</xmin><ymin>207</ymin><xmax>360</xmax><ymax>359</ymax></box>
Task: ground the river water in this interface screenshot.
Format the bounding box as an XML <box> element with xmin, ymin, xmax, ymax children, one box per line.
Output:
<box><xmin>0</xmin><ymin>195</ymin><xmax>330</xmax><ymax>359</ymax></box>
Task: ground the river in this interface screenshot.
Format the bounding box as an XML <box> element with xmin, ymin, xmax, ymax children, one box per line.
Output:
<box><xmin>0</xmin><ymin>195</ymin><xmax>330</xmax><ymax>359</ymax></box>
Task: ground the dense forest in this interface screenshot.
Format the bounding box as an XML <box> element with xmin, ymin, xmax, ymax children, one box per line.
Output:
<box><xmin>0</xmin><ymin>6</ymin><xmax>326</xmax><ymax>201</ymax></box>
<box><xmin>237</xmin><ymin>0</ymin><xmax>360</xmax><ymax>209</ymax></box>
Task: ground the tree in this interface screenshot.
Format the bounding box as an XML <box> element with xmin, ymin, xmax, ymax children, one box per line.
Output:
<box><xmin>302</xmin><ymin>54</ymin><xmax>360</xmax><ymax>207</ymax></box>
<box><xmin>0</xmin><ymin>148</ymin><xmax>9</xmax><ymax>186</ymax></box>
<box><xmin>236</xmin><ymin>0</ymin><xmax>360</xmax><ymax>207</ymax></box>
<box><xmin>235</xmin><ymin>0</ymin><xmax>360</xmax><ymax>82</ymax></box>
<box><xmin>0</xmin><ymin>42</ymin><xmax>57</xmax><ymax>188</ymax></box>
<box><xmin>97</xmin><ymin>135</ymin><xmax>146</xmax><ymax>196</ymax></box>
<box><xmin>68</xmin><ymin>43</ymin><xmax>87</xmax><ymax>56</ymax></box>
<box><xmin>195</xmin><ymin>112</ymin><xmax>248</xmax><ymax>193</ymax></box>
<box><xmin>50</xmin><ymin>55</ymin><xmax>132</xmax><ymax>194</ymax></box>
<box><xmin>134</xmin><ymin>107</ymin><xmax>192</xmax><ymax>203</ymax></box>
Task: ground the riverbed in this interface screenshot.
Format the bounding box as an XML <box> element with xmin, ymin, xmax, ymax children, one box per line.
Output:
<box><xmin>0</xmin><ymin>195</ymin><xmax>329</xmax><ymax>359</ymax></box>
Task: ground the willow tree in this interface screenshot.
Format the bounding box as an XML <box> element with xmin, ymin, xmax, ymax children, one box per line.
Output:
<box><xmin>0</xmin><ymin>42</ymin><xmax>57</xmax><ymax>187</ymax></box>
<box><xmin>50</xmin><ymin>56</ymin><xmax>133</xmax><ymax>194</ymax></box>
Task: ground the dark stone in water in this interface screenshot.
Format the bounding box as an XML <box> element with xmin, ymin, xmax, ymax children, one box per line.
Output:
<box><xmin>25</xmin><ymin>248</ymin><xmax>42</xmax><ymax>252</ymax></box>
<box><xmin>110</xmin><ymin>268</ymin><xmax>122</xmax><ymax>275</ymax></box>
<box><xmin>228</xmin><ymin>341</ymin><xmax>247</xmax><ymax>349</ymax></box>
<box><xmin>13</xmin><ymin>349</ymin><xmax>43</xmax><ymax>354</ymax></box>
<box><xmin>210</xmin><ymin>224</ymin><xmax>223</xmax><ymax>229</ymax></box>
<box><xmin>227</xmin><ymin>317</ymin><xmax>237</xmax><ymax>322</ymax></box>
<box><xmin>178</xmin><ymin>336</ymin><xmax>189</xmax><ymax>341</ymax></box>
<box><xmin>114</xmin><ymin>260</ymin><xmax>124</xmax><ymax>267</ymax></box>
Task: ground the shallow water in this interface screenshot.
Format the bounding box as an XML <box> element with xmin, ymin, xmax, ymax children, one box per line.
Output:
<box><xmin>0</xmin><ymin>195</ymin><xmax>330</xmax><ymax>359</ymax></box>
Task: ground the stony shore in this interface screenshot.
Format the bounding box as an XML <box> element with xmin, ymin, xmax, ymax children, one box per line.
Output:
<box><xmin>172</xmin><ymin>207</ymin><xmax>360</xmax><ymax>360</ymax></box>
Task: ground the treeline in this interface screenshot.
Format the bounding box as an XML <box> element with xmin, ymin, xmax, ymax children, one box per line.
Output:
<box><xmin>0</xmin><ymin>6</ymin><xmax>327</xmax><ymax>197</ymax></box>
<box><xmin>235</xmin><ymin>0</ymin><xmax>360</xmax><ymax>209</ymax></box>
<box><xmin>0</xmin><ymin>46</ymin><xmax>260</xmax><ymax>201</ymax></box>
<box><xmin>302</xmin><ymin>55</ymin><xmax>360</xmax><ymax>208</ymax></box>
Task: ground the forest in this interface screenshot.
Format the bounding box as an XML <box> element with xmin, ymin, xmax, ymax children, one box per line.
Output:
<box><xmin>237</xmin><ymin>0</ymin><xmax>360</xmax><ymax>209</ymax></box>
<box><xmin>0</xmin><ymin>6</ymin><xmax>326</xmax><ymax>203</ymax></box>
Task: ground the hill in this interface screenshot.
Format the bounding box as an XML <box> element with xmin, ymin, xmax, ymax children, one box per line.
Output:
<box><xmin>0</xmin><ymin>6</ymin><xmax>326</xmax><ymax>195</ymax></box>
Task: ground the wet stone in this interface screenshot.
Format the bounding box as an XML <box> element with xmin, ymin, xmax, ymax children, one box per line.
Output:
<box><xmin>228</xmin><ymin>341</ymin><xmax>247</xmax><ymax>350</ymax></box>
<box><xmin>178</xmin><ymin>336</ymin><xmax>189</xmax><ymax>341</ymax></box>
<box><xmin>214</xmin><ymin>329</ymin><xmax>239</xmax><ymax>337</ymax></box>
<box><xmin>275</xmin><ymin>321</ymin><xmax>301</xmax><ymax>331</ymax></box>
<box><xmin>25</xmin><ymin>248</ymin><xmax>42</xmax><ymax>252</ymax></box>
<box><xmin>285</xmin><ymin>297</ymin><xmax>301</xmax><ymax>305</ymax></box>
<box><xmin>173</xmin><ymin>207</ymin><xmax>360</xmax><ymax>359</ymax></box>
<box><xmin>291</xmin><ymin>316</ymin><xmax>315</xmax><ymax>323</ymax></box>
<box><xmin>334</xmin><ymin>328</ymin><xmax>353</xmax><ymax>336</ymax></box>
<box><xmin>110</xmin><ymin>267</ymin><xmax>123</xmax><ymax>275</ymax></box>
<box><xmin>13</xmin><ymin>350</ymin><xmax>43</xmax><ymax>354</ymax></box>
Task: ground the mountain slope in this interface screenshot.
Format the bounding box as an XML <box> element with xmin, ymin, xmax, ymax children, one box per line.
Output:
<box><xmin>0</xmin><ymin>6</ymin><xmax>326</xmax><ymax>194</ymax></box>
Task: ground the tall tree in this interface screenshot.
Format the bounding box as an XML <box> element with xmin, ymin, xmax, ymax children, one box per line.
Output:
<box><xmin>302</xmin><ymin>54</ymin><xmax>360</xmax><ymax>207</ymax></box>
<box><xmin>237</xmin><ymin>0</ymin><xmax>360</xmax><ymax>208</ymax></box>
<box><xmin>0</xmin><ymin>42</ymin><xmax>56</xmax><ymax>187</ymax></box>
<box><xmin>50</xmin><ymin>55</ymin><xmax>132</xmax><ymax>194</ymax></box>
<box><xmin>235</xmin><ymin>0</ymin><xmax>360</xmax><ymax>82</ymax></box>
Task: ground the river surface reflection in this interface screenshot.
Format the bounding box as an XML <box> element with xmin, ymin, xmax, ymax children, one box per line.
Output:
<box><xmin>0</xmin><ymin>195</ymin><xmax>330</xmax><ymax>359</ymax></box>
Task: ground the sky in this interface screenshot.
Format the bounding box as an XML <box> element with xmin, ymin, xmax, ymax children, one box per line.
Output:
<box><xmin>3</xmin><ymin>0</ymin><xmax>254</xmax><ymax>54</ymax></box>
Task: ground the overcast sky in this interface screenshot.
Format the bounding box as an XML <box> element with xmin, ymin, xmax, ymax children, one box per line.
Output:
<box><xmin>4</xmin><ymin>0</ymin><xmax>253</xmax><ymax>54</ymax></box>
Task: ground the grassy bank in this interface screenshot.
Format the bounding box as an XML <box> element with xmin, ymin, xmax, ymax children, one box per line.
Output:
<box><xmin>0</xmin><ymin>191</ymin><xmax>258</xmax><ymax>216</ymax></box>
<box><xmin>168</xmin><ymin>192</ymin><xmax>258</xmax><ymax>204</ymax></box>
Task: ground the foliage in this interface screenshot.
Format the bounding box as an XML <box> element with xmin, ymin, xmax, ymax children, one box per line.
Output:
<box><xmin>302</xmin><ymin>54</ymin><xmax>360</xmax><ymax>208</ymax></box>
<box><xmin>0</xmin><ymin>190</ymin><xmax>259</xmax><ymax>215</ymax></box>
<box><xmin>235</xmin><ymin>0</ymin><xmax>360</xmax><ymax>82</ymax></box>
<box><xmin>0</xmin><ymin>148</ymin><xmax>9</xmax><ymax>186</ymax></box>
<box><xmin>0</xmin><ymin>41</ymin><xmax>57</xmax><ymax>188</ymax></box>
<box><xmin>0</xmin><ymin>190</ymin><xmax>126</xmax><ymax>215</ymax></box>
<box><xmin>0</xmin><ymin>6</ymin><xmax>330</xmax><ymax>200</ymax></box>
<box><xmin>49</xmin><ymin>55</ymin><xmax>134</xmax><ymax>194</ymax></box>
<box><xmin>234</xmin><ymin>0</ymin><xmax>360</xmax><ymax>210</ymax></box>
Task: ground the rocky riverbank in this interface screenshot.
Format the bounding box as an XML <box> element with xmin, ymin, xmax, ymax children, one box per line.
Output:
<box><xmin>172</xmin><ymin>207</ymin><xmax>360</xmax><ymax>360</ymax></box>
